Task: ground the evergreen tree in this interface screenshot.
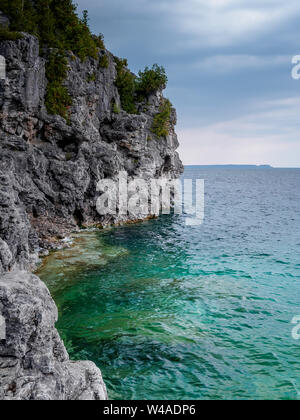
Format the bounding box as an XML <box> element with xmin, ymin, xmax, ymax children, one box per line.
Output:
<box><xmin>35</xmin><ymin>0</ymin><xmax>56</xmax><ymax>47</ymax></box>
<box><xmin>0</xmin><ymin>0</ymin><xmax>101</xmax><ymax>59</ymax></box>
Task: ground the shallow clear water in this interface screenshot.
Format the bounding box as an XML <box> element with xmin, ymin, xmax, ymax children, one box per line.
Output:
<box><xmin>38</xmin><ymin>167</ymin><xmax>300</xmax><ymax>400</ymax></box>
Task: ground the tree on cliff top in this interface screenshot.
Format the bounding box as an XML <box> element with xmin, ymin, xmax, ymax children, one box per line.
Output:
<box><xmin>0</xmin><ymin>0</ymin><xmax>104</xmax><ymax>60</ymax></box>
<box><xmin>0</xmin><ymin>0</ymin><xmax>170</xmax><ymax>134</ymax></box>
<box><xmin>136</xmin><ymin>64</ymin><xmax>168</xmax><ymax>100</ymax></box>
<box><xmin>0</xmin><ymin>0</ymin><xmax>106</xmax><ymax>120</ymax></box>
<box><xmin>114</xmin><ymin>59</ymin><xmax>169</xmax><ymax>114</ymax></box>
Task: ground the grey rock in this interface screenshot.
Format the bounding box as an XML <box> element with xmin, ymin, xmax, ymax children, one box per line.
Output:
<box><xmin>0</xmin><ymin>33</ymin><xmax>183</xmax><ymax>267</ymax></box>
<box><xmin>0</xmin><ymin>33</ymin><xmax>183</xmax><ymax>400</ymax></box>
<box><xmin>0</xmin><ymin>240</ymin><xmax>12</xmax><ymax>273</ymax></box>
<box><xmin>0</xmin><ymin>271</ymin><xmax>107</xmax><ymax>400</ymax></box>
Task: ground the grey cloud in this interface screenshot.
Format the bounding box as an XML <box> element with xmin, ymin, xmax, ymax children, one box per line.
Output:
<box><xmin>76</xmin><ymin>0</ymin><xmax>300</xmax><ymax>166</ymax></box>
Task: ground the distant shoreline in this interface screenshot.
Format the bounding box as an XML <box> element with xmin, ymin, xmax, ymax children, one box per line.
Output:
<box><xmin>184</xmin><ymin>165</ymin><xmax>300</xmax><ymax>169</ymax></box>
<box><xmin>183</xmin><ymin>165</ymin><xmax>299</xmax><ymax>169</ymax></box>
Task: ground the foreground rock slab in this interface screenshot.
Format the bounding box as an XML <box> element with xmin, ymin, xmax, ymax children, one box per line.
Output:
<box><xmin>0</xmin><ymin>271</ymin><xmax>107</xmax><ymax>400</ymax></box>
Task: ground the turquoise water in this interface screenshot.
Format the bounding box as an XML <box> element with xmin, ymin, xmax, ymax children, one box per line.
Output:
<box><xmin>38</xmin><ymin>167</ymin><xmax>300</xmax><ymax>400</ymax></box>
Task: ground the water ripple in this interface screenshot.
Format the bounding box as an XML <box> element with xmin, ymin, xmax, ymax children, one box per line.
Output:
<box><xmin>38</xmin><ymin>168</ymin><xmax>300</xmax><ymax>400</ymax></box>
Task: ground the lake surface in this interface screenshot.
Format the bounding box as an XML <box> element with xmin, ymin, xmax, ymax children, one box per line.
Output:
<box><xmin>38</xmin><ymin>167</ymin><xmax>300</xmax><ymax>400</ymax></box>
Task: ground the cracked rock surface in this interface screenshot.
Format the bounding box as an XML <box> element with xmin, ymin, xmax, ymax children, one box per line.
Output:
<box><xmin>0</xmin><ymin>33</ymin><xmax>183</xmax><ymax>400</ymax></box>
<box><xmin>0</xmin><ymin>271</ymin><xmax>107</xmax><ymax>400</ymax></box>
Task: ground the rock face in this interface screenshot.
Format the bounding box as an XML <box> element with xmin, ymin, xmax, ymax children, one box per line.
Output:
<box><xmin>0</xmin><ymin>33</ymin><xmax>183</xmax><ymax>399</ymax></box>
<box><xmin>0</xmin><ymin>33</ymin><xmax>183</xmax><ymax>271</ymax></box>
<box><xmin>0</xmin><ymin>271</ymin><xmax>107</xmax><ymax>400</ymax></box>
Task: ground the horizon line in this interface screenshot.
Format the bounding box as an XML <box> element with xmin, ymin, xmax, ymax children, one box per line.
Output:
<box><xmin>183</xmin><ymin>164</ymin><xmax>300</xmax><ymax>168</ymax></box>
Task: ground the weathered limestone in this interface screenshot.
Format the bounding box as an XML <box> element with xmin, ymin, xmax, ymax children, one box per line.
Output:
<box><xmin>0</xmin><ymin>271</ymin><xmax>107</xmax><ymax>400</ymax></box>
<box><xmin>0</xmin><ymin>33</ymin><xmax>183</xmax><ymax>400</ymax></box>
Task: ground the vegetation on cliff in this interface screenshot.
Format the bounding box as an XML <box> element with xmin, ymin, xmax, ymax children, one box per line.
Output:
<box><xmin>99</xmin><ymin>54</ymin><xmax>109</xmax><ymax>69</ymax></box>
<box><xmin>0</xmin><ymin>0</ymin><xmax>172</xmax><ymax>136</ymax></box>
<box><xmin>45</xmin><ymin>51</ymin><xmax>72</xmax><ymax>122</ymax></box>
<box><xmin>114</xmin><ymin>59</ymin><xmax>171</xmax><ymax>134</ymax></box>
<box><xmin>0</xmin><ymin>0</ymin><xmax>104</xmax><ymax>59</ymax></box>
<box><xmin>136</xmin><ymin>64</ymin><xmax>168</xmax><ymax>100</ymax></box>
<box><xmin>0</xmin><ymin>27</ymin><xmax>23</xmax><ymax>41</ymax></box>
<box><xmin>0</xmin><ymin>0</ymin><xmax>105</xmax><ymax>120</ymax></box>
<box><xmin>151</xmin><ymin>99</ymin><xmax>172</xmax><ymax>138</ymax></box>
<box><xmin>115</xmin><ymin>60</ymin><xmax>169</xmax><ymax>113</ymax></box>
<box><xmin>114</xmin><ymin>57</ymin><xmax>137</xmax><ymax>114</ymax></box>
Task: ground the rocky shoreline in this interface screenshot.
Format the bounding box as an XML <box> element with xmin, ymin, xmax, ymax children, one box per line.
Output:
<box><xmin>0</xmin><ymin>33</ymin><xmax>183</xmax><ymax>399</ymax></box>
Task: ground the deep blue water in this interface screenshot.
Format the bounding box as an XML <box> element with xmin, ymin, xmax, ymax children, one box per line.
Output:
<box><xmin>38</xmin><ymin>167</ymin><xmax>300</xmax><ymax>400</ymax></box>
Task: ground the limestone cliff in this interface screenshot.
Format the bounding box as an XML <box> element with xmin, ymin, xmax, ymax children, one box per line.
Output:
<box><xmin>0</xmin><ymin>33</ymin><xmax>183</xmax><ymax>399</ymax></box>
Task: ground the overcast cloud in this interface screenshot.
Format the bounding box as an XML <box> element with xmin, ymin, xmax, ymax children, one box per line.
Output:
<box><xmin>77</xmin><ymin>0</ymin><xmax>300</xmax><ymax>167</ymax></box>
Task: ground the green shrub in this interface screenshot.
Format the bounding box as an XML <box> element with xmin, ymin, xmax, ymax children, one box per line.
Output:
<box><xmin>94</xmin><ymin>33</ymin><xmax>105</xmax><ymax>50</ymax></box>
<box><xmin>45</xmin><ymin>51</ymin><xmax>68</xmax><ymax>84</ymax></box>
<box><xmin>0</xmin><ymin>0</ymin><xmax>38</xmax><ymax>34</ymax></box>
<box><xmin>45</xmin><ymin>82</ymin><xmax>72</xmax><ymax>120</ymax></box>
<box><xmin>136</xmin><ymin>64</ymin><xmax>168</xmax><ymax>100</ymax></box>
<box><xmin>66</xmin><ymin>20</ymin><xmax>99</xmax><ymax>62</ymax></box>
<box><xmin>112</xmin><ymin>101</ymin><xmax>120</xmax><ymax>114</ymax></box>
<box><xmin>0</xmin><ymin>28</ymin><xmax>23</xmax><ymax>41</ymax></box>
<box><xmin>151</xmin><ymin>99</ymin><xmax>172</xmax><ymax>138</ymax></box>
<box><xmin>0</xmin><ymin>0</ymin><xmax>105</xmax><ymax>61</ymax></box>
<box><xmin>114</xmin><ymin>57</ymin><xmax>137</xmax><ymax>114</ymax></box>
<box><xmin>0</xmin><ymin>1</ymin><xmax>109</xmax><ymax>122</ymax></box>
<box><xmin>99</xmin><ymin>54</ymin><xmax>109</xmax><ymax>69</ymax></box>
<box><xmin>115</xmin><ymin>57</ymin><xmax>128</xmax><ymax>69</ymax></box>
<box><xmin>87</xmin><ymin>72</ymin><xmax>96</xmax><ymax>82</ymax></box>
<box><xmin>0</xmin><ymin>1</ymin><xmax>173</xmax><ymax>122</ymax></box>
<box><xmin>65</xmin><ymin>152</ymin><xmax>73</xmax><ymax>161</ymax></box>
<box><xmin>45</xmin><ymin>51</ymin><xmax>72</xmax><ymax>121</ymax></box>
<box><xmin>113</xmin><ymin>59</ymin><xmax>168</xmax><ymax>113</ymax></box>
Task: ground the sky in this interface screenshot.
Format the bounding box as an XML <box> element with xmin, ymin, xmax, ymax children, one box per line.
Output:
<box><xmin>76</xmin><ymin>0</ymin><xmax>300</xmax><ymax>167</ymax></box>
